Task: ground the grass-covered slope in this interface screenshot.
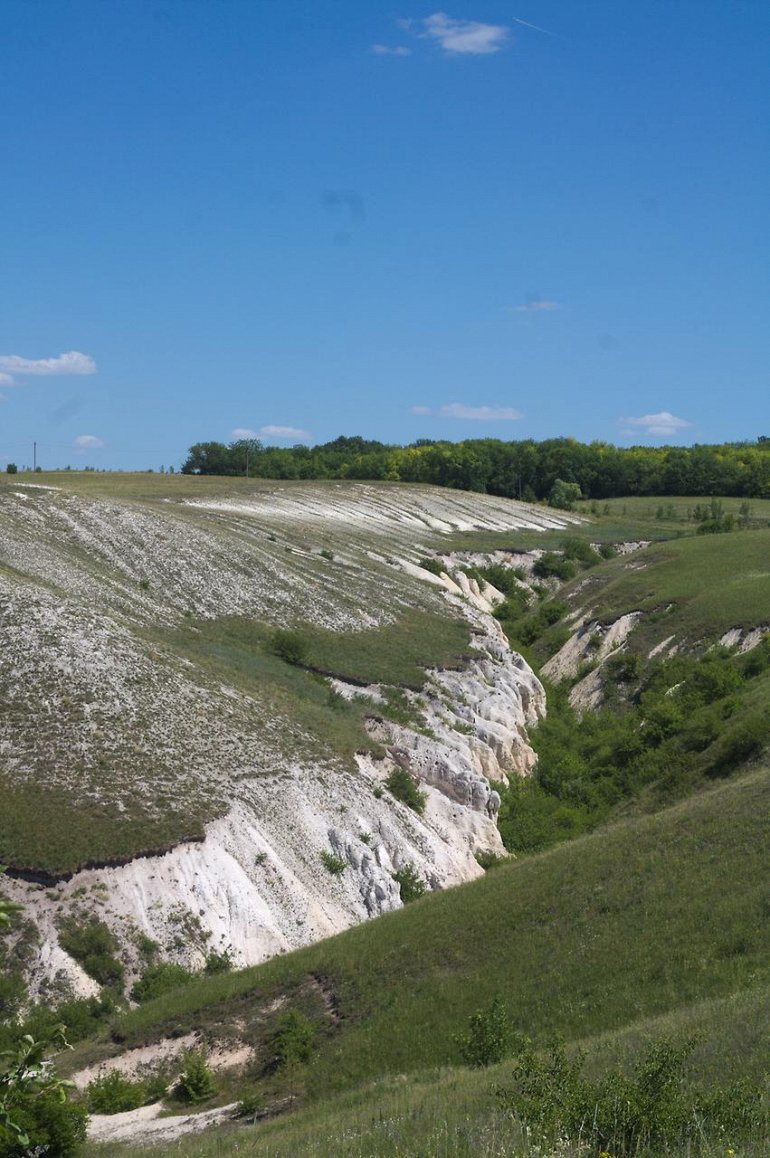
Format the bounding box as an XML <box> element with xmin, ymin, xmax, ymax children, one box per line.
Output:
<box><xmin>0</xmin><ymin>473</ymin><xmax>569</xmax><ymax>877</ymax></box>
<box><xmin>79</xmin><ymin>761</ymin><xmax>770</xmax><ymax>1103</ymax></box>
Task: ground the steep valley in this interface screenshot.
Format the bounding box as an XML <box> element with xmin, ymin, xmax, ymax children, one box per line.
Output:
<box><xmin>0</xmin><ymin>475</ymin><xmax>574</xmax><ymax>1001</ymax></box>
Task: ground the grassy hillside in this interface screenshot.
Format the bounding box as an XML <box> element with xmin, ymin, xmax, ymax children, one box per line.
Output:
<box><xmin>69</xmin><ymin>762</ymin><xmax>770</xmax><ymax>1118</ymax></box>
<box><xmin>2</xmin><ymin>474</ymin><xmax>550</xmax><ymax>876</ymax></box>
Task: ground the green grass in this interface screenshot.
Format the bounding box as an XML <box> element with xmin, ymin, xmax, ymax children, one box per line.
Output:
<box><xmin>530</xmin><ymin>529</ymin><xmax>770</xmax><ymax>663</ymax></box>
<box><xmin>78</xmin><ymin>764</ymin><xmax>770</xmax><ymax>1156</ymax></box>
<box><xmin>161</xmin><ymin>609</ymin><xmax>473</xmax><ymax>767</ymax></box>
<box><xmin>73</xmin><ymin>763</ymin><xmax>770</xmax><ymax>1099</ymax></box>
<box><xmin>444</xmin><ymin>494</ymin><xmax>770</xmax><ymax>555</ymax></box>
<box><xmin>0</xmin><ymin>780</ymin><xmax>212</xmax><ymax>880</ymax></box>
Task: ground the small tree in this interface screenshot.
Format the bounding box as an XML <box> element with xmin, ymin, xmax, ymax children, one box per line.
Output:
<box><xmin>270</xmin><ymin>1009</ymin><xmax>315</xmax><ymax>1102</ymax></box>
<box><xmin>5</xmin><ymin>464</ymin><xmax>17</xmax><ymax>475</ymax></box>
<box><xmin>456</xmin><ymin>996</ymin><xmax>514</xmax><ymax>1067</ymax></box>
<box><xmin>548</xmin><ymin>479</ymin><xmax>581</xmax><ymax>511</ymax></box>
<box><xmin>174</xmin><ymin>1046</ymin><xmax>216</xmax><ymax>1103</ymax></box>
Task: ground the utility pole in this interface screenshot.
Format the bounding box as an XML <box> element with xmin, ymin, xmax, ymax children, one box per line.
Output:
<box><xmin>33</xmin><ymin>441</ymin><xmax>36</xmax><ymax>471</ymax></box>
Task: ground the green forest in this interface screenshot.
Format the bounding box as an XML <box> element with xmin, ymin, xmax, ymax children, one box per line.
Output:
<box><xmin>181</xmin><ymin>435</ymin><xmax>770</xmax><ymax>500</ymax></box>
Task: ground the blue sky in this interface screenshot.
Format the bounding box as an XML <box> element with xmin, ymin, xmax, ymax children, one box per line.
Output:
<box><xmin>1</xmin><ymin>1</ymin><xmax>768</xmax><ymax>469</ymax></box>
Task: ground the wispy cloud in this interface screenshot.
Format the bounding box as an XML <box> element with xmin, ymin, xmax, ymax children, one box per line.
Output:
<box><xmin>619</xmin><ymin>411</ymin><xmax>692</xmax><ymax>438</ymax></box>
<box><xmin>258</xmin><ymin>424</ymin><xmax>312</xmax><ymax>442</ymax></box>
<box><xmin>412</xmin><ymin>402</ymin><xmax>522</xmax><ymax>421</ymax></box>
<box><xmin>73</xmin><ymin>433</ymin><xmax>105</xmax><ymax>449</ymax></box>
<box><xmin>0</xmin><ymin>350</ymin><xmax>96</xmax><ymax>386</ymax></box>
<box><xmin>231</xmin><ymin>427</ymin><xmax>259</xmax><ymax>440</ymax></box>
<box><xmin>413</xmin><ymin>13</ymin><xmax>510</xmax><ymax>55</ymax></box>
<box><xmin>370</xmin><ymin>43</ymin><xmax>411</xmax><ymax>56</ymax></box>
<box><xmin>510</xmin><ymin>299</ymin><xmax>561</xmax><ymax>313</ymax></box>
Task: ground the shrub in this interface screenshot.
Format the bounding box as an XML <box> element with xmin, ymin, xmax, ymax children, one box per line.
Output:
<box><xmin>270</xmin><ymin>1010</ymin><xmax>315</xmax><ymax>1071</ymax></box>
<box><xmin>131</xmin><ymin>961</ymin><xmax>194</xmax><ymax>1003</ymax></box>
<box><xmin>474</xmin><ymin>850</ymin><xmax>508</xmax><ymax>871</ymax></box>
<box><xmin>533</xmin><ymin>553</ymin><xmax>576</xmax><ymax>581</ymax></box>
<box><xmin>58</xmin><ymin>917</ymin><xmax>124</xmax><ymax>988</ymax></box>
<box><xmin>5</xmin><ymin>464</ymin><xmax>17</xmax><ymax>475</ymax></box>
<box><xmin>547</xmin><ymin>478</ymin><xmax>581</xmax><ymax>510</ymax></box>
<box><xmin>457</xmin><ymin>996</ymin><xmax>514</xmax><ymax>1067</ymax></box>
<box><xmin>204</xmin><ymin>949</ymin><xmax>232</xmax><ymax>975</ymax></box>
<box><xmin>174</xmin><ymin>1046</ymin><xmax>215</xmax><ymax>1103</ymax></box>
<box><xmin>85</xmin><ymin>1069</ymin><xmax>150</xmax><ymax>1114</ymax></box>
<box><xmin>320</xmin><ymin>850</ymin><xmax>347</xmax><ymax>876</ymax></box>
<box><xmin>560</xmin><ymin>536</ymin><xmax>600</xmax><ymax>567</ymax></box>
<box><xmin>598</xmin><ymin>541</ymin><xmax>617</xmax><ymax>559</ymax></box>
<box><xmin>418</xmin><ymin>557</ymin><xmax>445</xmax><ymax>577</ymax></box>
<box><xmin>496</xmin><ymin>1036</ymin><xmax>769</xmax><ymax>1155</ymax></box>
<box><xmin>392</xmin><ymin>864</ymin><xmax>426</xmax><ymax>903</ymax></box>
<box><xmin>385</xmin><ymin>769</ymin><xmax>427</xmax><ymax>814</ymax></box>
<box><xmin>0</xmin><ymin>1026</ymin><xmax>88</xmax><ymax>1156</ymax></box>
<box><xmin>270</xmin><ymin>629</ymin><xmax>309</xmax><ymax>666</ymax></box>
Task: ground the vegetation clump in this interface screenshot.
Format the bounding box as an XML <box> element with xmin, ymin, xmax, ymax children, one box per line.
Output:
<box><xmin>173</xmin><ymin>1046</ymin><xmax>216</xmax><ymax>1103</ymax></box>
<box><xmin>391</xmin><ymin>864</ymin><xmax>426</xmax><ymax>903</ymax></box>
<box><xmin>269</xmin><ymin>629</ymin><xmax>309</xmax><ymax>667</ymax></box>
<box><xmin>497</xmin><ymin>1036</ymin><xmax>769</xmax><ymax>1157</ymax></box>
<box><xmin>57</xmin><ymin>917</ymin><xmax>124</xmax><ymax>989</ymax></box>
<box><xmin>385</xmin><ymin>769</ymin><xmax>427</xmax><ymax>814</ymax></box>
<box><xmin>131</xmin><ymin>961</ymin><xmax>194</xmax><ymax>1003</ymax></box>
<box><xmin>456</xmin><ymin>995</ymin><xmax>513</xmax><ymax>1067</ymax></box>
<box><xmin>320</xmin><ymin>850</ymin><xmax>347</xmax><ymax>876</ymax></box>
<box><xmin>85</xmin><ymin>1066</ymin><xmax>168</xmax><ymax>1114</ymax></box>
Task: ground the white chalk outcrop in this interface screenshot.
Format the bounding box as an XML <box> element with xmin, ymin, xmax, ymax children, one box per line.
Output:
<box><xmin>0</xmin><ymin>481</ymin><xmax>561</xmax><ymax>999</ymax></box>
<box><xmin>11</xmin><ymin>609</ymin><xmax>545</xmax><ymax>997</ymax></box>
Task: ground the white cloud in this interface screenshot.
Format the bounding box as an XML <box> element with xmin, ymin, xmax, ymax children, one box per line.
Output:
<box><xmin>231</xmin><ymin>427</ymin><xmax>259</xmax><ymax>440</ymax></box>
<box><xmin>441</xmin><ymin>402</ymin><xmax>522</xmax><ymax>420</ymax></box>
<box><xmin>619</xmin><ymin>411</ymin><xmax>692</xmax><ymax>438</ymax></box>
<box><xmin>510</xmin><ymin>299</ymin><xmax>561</xmax><ymax>313</ymax></box>
<box><xmin>258</xmin><ymin>424</ymin><xmax>312</xmax><ymax>442</ymax></box>
<box><xmin>417</xmin><ymin>12</ymin><xmax>509</xmax><ymax>55</ymax></box>
<box><xmin>371</xmin><ymin>43</ymin><xmax>411</xmax><ymax>56</ymax></box>
<box><xmin>73</xmin><ymin>434</ymin><xmax>105</xmax><ymax>449</ymax></box>
<box><xmin>0</xmin><ymin>351</ymin><xmax>96</xmax><ymax>386</ymax></box>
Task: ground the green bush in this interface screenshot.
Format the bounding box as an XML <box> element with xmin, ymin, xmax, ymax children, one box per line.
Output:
<box><xmin>418</xmin><ymin>557</ymin><xmax>445</xmax><ymax>577</ymax></box>
<box><xmin>496</xmin><ymin>1036</ymin><xmax>769</xmax><ymax>1155</ymax></box>
<box><xmin>385</xmin><ymin>769</ymin><xmax>427</xmax><ymax>814</ymax></box>
<box><xmin>474</xmin><ymin>850</ymin><xmax>509</xmax><ymax>871</ymax></box>
<box><xmin>456</xmin><ymin>995</ymin><xmax>513</xmax><ymax>1067</ymax></box>
<box><xmin>0</xmin><ymin>1026</ymin><xmax>88</xmax><ymax>1156</ymax></box>
<box><xmin>320</xmin><ymin>850</ymin><xmax>347</xmax><ymax>876</ymax></box>
<box><xmin>392</xmin><ymin>864</ymin><xmax>426</xmax><ymax>904</ymax></box>
<box><xmin>533</xmin><ymin>553</ymin><xmax>576</xmax><ymax>581</ymax></box>
<box><xmin>58</xmin><ymin>917</ymin><xmax>124</xmax><ymax>988</ymax></box>
<box><xmin>173</xmin><ymin>1046</ymin><xmax>216</xmax><ymax>1103</ymax></box>
<box><xmin>269</xmin><ymin>629</ymin><xmax>309</xmax><ymax>666</ymax></box>
<box><xmin>131</xmin><ymin>961</ymin><xmax>194</xmax><ymax>1003</ymax></box>
<box><xmin>548</xmin><ymin>478</ymin><xmax>581</xmax><ymax>510</ymax></box>
<box><xmin>5</xmin><ymin>464</ymin><xmax>17</xmax><ymax>475</ymax></box>
<box><xmin>270</xmin><ymin>1009</ymin><xmax>315</xmax><ymax>1071</ymax></box>
<box><xmin>85</xmin><ymin>1069</ymin><xmax>155</xmax><ymax>1114</ymax></box>
<box><xmin>560</xmin><ymin>536</ymin><xmax>600</xmax><ymax>567</ymax></box>
<box><xmin>204</xmin><ymin>949</ymin><xmax>232</xmax><ymax>975</ymax></box>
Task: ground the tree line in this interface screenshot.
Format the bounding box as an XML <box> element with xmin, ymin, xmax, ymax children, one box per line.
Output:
<box><xmin>181</xmin><ymin>434</ymin><xmax>770</xmax><ymax>500</ymax></box>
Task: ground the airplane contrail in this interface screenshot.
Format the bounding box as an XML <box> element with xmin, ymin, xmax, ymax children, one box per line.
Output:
<box><xmin>511</xmin><ymin>15</ymin><xmax>558</xmax><ymax>37</ymax></box>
